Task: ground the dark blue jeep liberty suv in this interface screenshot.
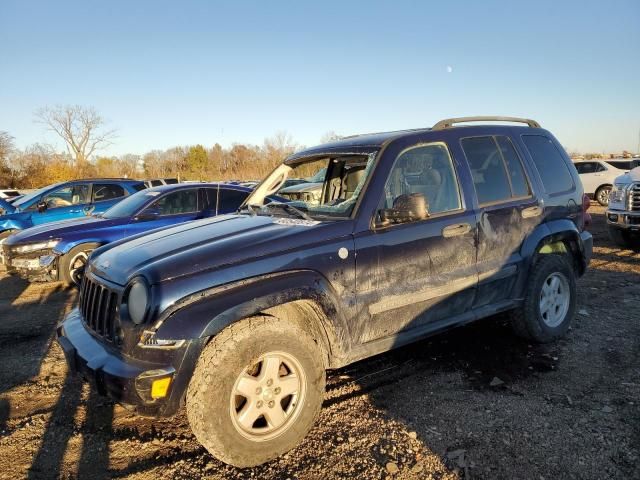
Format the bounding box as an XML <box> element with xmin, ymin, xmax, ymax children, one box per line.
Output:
<box><xmin>57</xmin><ymin>117</ymin><xmax>593</xmax><ymax>467</ymax></box>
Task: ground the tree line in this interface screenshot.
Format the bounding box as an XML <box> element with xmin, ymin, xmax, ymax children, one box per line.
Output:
<box><xmin>0</xmin><ymin>105</ymin><xmax>340</xmax><ymax>189</ymax></box>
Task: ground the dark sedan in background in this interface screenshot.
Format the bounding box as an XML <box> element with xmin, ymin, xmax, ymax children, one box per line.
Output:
<box><xmin>2</xmin><ymin>183</ymin><xmax>257</xmax><ymax>285</ymax></box>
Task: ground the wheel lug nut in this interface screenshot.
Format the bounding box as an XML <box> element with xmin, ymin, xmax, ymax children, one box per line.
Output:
<box><xmin>266</xmin><ymin>379</ymin><xmax>273</xmax><ymax>387</ymax></box>
<box><xmin>255</xmin><ymin>387</ymin><xmax>262</xmax><ymax>394</ymax></box>
<box><xmin>274</xmin><ymin>387</ymin><xmax>281</xmax><ymax>394</ymax></box>
<box><xmin>257</xmin><ymin>401</ymin><xmax>263</xmax><ymax>408</ymax></box>
<box><xmin>268</xmin><ymin>400</ymin><xmax>275</xmax><ymax>408</ymax></box>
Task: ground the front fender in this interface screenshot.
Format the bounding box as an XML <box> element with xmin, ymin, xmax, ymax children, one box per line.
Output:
<box><xmin>56</xmin><ymin>237</ymin><xmax>107</xmax><ymax>255</ymax></box>
<box><xmin>0</xmin><ymin>217</ymin><xmax>29</xmax><ymax>233</ymax></box>
<box><xmin>154</xmin><ymin>270</ymin><xmax>350</xmax><ymax>359</ymax></box>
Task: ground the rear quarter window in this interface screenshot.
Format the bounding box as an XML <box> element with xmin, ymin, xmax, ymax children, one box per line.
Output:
<box><xmin>522</xmin><ymin>135</ymin><xmax>574</xmax><ymax>194</ymax></box>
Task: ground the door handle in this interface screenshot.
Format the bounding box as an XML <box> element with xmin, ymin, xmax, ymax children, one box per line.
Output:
<box><xmin>521</xmin><ymin>206</ymin><xmax>543</xmax><ymax>218</ymax></box>
<box><xmin>442</xmin><ymin>223</ymin><xmax>472</xmax><ymax>238</ymax></box>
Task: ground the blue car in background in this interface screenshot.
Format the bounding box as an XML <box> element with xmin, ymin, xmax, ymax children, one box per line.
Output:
<box><xmin>2</xmin><ymin>183</ymin><xmax>259</xmax><ymax>285</ymax></box>
<box><xmin>0</xmin><ymin>178</ymin><xmax>146</xmax><ymax>238</ymax></box>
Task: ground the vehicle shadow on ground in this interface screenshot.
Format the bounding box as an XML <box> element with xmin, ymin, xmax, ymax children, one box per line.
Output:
<box><xmin>0</xmin><ymin>274</ymin><xmax>114</xmax><ymax>479</ymax></box>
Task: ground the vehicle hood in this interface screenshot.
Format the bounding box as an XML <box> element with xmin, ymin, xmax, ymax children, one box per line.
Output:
<box><xmin>0</xmin><ymin>197</ymin><xmax>16</xmax><ymax>214</ymax></box>
<box><xmin>5</xmin><ymin>216</ymin><xmax>124</xmax><ymax>246</ymax></box>
<box><xmin>89</xmin><ymin>214</ymin><xmax>352</xmax><ymax>286</ymax></box>
<box><xmin>614</xmin><ymin>166</ymin><xmax>640</xmax><ymax>185</ymax></box>
<box><xmin>278</xmin><ymin>182</ymin><xmax>322</xmax><ymax>194</ymax></box>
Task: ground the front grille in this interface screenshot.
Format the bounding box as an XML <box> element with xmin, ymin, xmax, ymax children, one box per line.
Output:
<box><xmin>630</xmin><ymin>183</ymin><xmax>640</xmax><ymax>211</ymax></box>
<box><xmin>79</xmin><ymin>275</ymin><xmax>119</xmax><ymax>342</ymax></box>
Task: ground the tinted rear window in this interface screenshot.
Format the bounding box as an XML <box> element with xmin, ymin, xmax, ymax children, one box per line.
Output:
<box><xmin>461</xmin><ymin>136</ymin><xmax>513</xmax><ymax>205</ymax></box>
<box><xmin>522</xmin><ymin>135</ymin><xmax>574</xmax><ymax>194</ymax></box>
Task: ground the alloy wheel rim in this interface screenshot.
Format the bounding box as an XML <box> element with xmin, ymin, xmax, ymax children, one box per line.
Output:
<box><xmin>598</xmin><ymin>188</ymin><xmax>610</xmax><ymax>204</ymax></box>
<box><xmin>230</xmin><ymin>351</ymin><xmax>306</xmax><ymax>441</ymax></box>
<box><xmin>539</xmin><ymin>272</ymin><xmax>570</xmax><ymax>327</ymax></box>
<box><xmin>69</xmin><ymin>252</ymin><xmax>89</xmax><ymax>285</ymax></box>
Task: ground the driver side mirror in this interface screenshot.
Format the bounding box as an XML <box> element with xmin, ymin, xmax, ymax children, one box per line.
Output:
<box><xmin>135</xmin><ymin>209</ymin><xmax>161</xmax><ymax>221</ymax></box>
<box><xmin>376</xmin><ymin>193</ymin><xmax>429</xmax><ymax>228</ymax></box>
<box><xmin>37</xmin><ymin>200</ymin><xmax>48</xmax><ymax>213</ymax></box>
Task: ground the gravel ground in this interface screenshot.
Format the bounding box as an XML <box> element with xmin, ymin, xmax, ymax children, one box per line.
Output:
<box><xmin>0</xmin><ymin>205</ymin><xmax>638</xmax><ymax>480</ymax></box>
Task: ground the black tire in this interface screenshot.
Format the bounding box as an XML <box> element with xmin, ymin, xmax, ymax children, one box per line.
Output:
<box><xmin>595</xmin><ymin>185</ymin><xmax>612</xmax><ymax>206</ymax></box>
<box><xmin>509</xmin><ymin>254</ymin><xmax>577</xmax><ymax>343</ymax></box>
<box><xmin>186</xmin><ymin>316</ymin><xmax>326</xmax><ymax>467</ymax></box>
<box><xmin>608</xmin><ymin>226</ymin><xmax>637</xmax><ymax>249</ymax></box>
<box><xmin>59</xmin><ymin>243</ymin><xmax>100</xmax><ymax>286</ymax></box>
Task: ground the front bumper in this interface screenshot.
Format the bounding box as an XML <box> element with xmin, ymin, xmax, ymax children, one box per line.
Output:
<box><xmin>1</xmin><ymin>247</ymin><xmax>59</xmax><ymax>281</ymax></box>
<box><xmin>57</xmin><ymin>308</ymin><xmax>203</xmax><ymax>416</ymax></box>
<box><xmin>606</xmin><ymin>209</ymin><xmax>640</xmax><ymax>233</ymax></box>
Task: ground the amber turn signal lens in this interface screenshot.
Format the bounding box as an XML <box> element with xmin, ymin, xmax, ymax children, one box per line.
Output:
<box><xmin>151</xmin><ymin>377</ymin><xmax>172</xmax><ymax>399</ymax></box>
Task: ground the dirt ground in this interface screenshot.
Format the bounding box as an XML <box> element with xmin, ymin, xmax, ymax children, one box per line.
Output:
<box><xmin>0</xmin><ymin>205</ymin><xmax>638</xmax><ymax>480</ymax></box>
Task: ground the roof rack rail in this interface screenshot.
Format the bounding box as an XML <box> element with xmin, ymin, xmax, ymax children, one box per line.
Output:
<box><xmin>432</xmin><ymin>116</ymin><xmax>541</xmax><ymax>130</ymax></box>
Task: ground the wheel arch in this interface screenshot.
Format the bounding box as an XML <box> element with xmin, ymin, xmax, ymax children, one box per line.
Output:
<box><xmin>521</xmin><ymin>219</ymin><xmax>587</xmax><ymax>276</ymax></box>
<box><xmin>154</xmin><ymin>270</ymin><xmax>351</xmax><ymax>368</ymax></box>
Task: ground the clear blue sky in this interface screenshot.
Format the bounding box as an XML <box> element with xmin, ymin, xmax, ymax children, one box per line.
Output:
<box><xmin>1</xmin><ymin>0</ymin><xmax>639</xmax><ymax>156</ymax></box>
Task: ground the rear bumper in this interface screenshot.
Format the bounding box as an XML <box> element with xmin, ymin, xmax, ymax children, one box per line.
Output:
<box><xmin>606</xmin><ymin>209</ymin><xmax>640</xmax><ymax>233</ymax></box>
<box><xmin>57</xmin><ymin>308</ymin><xmax>202</xmax><ymax>416</ymax></box>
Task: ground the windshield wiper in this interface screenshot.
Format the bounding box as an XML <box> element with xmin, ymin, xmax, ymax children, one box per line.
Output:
<box><xmin>263</xmin><ymin>202</ymin><xmax>315</xmax><ymax>221</ymax></box>
<box><xmin>238</xmin><ymin>204</ymin><xmax>258</xmax><ymax>216</ymax></box>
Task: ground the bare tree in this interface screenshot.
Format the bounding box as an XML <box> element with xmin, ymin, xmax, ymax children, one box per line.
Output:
<box><xmin>0</xmin><ymin>131</ymin><xmax>14</xmax><ymax>163</ymax></box>
<box><xmin>34</xmin><ymin>105</ymin><xmax>116</xmax><ymax>166</ymax></box>
<box><xmin>320</xmin><ymin>131</ymin><xmax>342</xmax><ymax>144</ymax></box>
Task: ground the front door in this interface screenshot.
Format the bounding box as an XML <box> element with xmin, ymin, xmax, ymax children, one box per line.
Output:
<box><xmin>31</xmin><ymin>183</ymin><xmax>91</xmax><ymax>225</ymax></box>
<box><xmin>354</xmin><ymin>142</ymin><xmax>477</xmax><ymax>344</ymax></box>
<box><xmin>125</xmin><ymin>188</ymin><xmax>203</xmax><ymax>236</ymax></box>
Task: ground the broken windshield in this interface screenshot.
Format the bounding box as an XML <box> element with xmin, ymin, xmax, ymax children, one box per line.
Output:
<box><xmin>243</xmin><ymin>153</ymin><xmax>376</xmax><ymax>220</ymax></box>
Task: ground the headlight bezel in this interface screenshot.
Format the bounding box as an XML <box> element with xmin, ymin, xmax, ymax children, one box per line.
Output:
<box><xmin>122</xmin><ymin>276</ymin><xmax>151</xmax><ymax>325</ymax></box>
<box><xmin>14</xmin><ymin>239</ymin><xmax>60</xmax><ymax>254</ymax></box>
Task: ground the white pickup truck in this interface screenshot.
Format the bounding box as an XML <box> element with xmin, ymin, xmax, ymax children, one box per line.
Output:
<box><xmin>606</xmin><ymin>167</ymin><xmax>640</xmax><ymax>248</ymax></box>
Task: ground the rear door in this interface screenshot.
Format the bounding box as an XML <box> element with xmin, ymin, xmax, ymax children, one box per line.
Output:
<box><xmin>89</xmin><ymin>183</ymin><xmax>128</xmax><ymax>216</ymax></box>
<box><xmin>125</xmin><ymin>188</ymin><xmax>202</xmax><ymax>236</ymax></box>
<box><xmin>460</xmin><ymin>135</ymin><xmax>540</xmax><ymax>307</ymax></box>
<box><xmin>574</xmin><ymin>161</ymin><xmax>603</xmax><ymax>194</ymax></box>
<box><xmin>354</xmin><ymin>142</ymin><xmax>477</xmax><ymax>343</ymax></box>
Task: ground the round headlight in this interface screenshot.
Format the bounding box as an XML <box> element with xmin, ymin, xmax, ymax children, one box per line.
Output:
<box><xmin>127</xmin><ymin>279</ymin><xmax>149</xmax><ymax>324</ymax></box>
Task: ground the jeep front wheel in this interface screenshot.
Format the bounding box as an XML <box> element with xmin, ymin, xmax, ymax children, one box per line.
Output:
<box><xmin>186</xmin><ymin>316</ymin><xmax>326</xmax><ymax>467</ymax></box>
<box><xmin>509</xmin><ymin>254</ymin><xmax>576</xmax><ymax>343</ymax></box>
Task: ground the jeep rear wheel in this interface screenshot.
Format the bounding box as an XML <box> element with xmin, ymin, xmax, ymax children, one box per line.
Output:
<box><xmin>186</xmin><ymin>316</ymin><xmax>325</xmax><ymax>467</ymax></box>
<box><xmin>509</xmin><ymin>254</ymin><xmax>576</xmax><ymax>343</ymax></box>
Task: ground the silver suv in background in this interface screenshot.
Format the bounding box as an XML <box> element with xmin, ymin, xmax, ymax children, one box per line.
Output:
<box><xmin>607</xmin><ymin>167</ymin><xmax>640</xmax><ymax>249</ymax></box>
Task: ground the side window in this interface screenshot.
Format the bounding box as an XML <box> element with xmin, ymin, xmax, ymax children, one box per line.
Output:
<box><xmin>522</xmin><ymin>135</ymin><xmax>574</xmax><ymax>194</ymax></box>
<box><xmin>574</xmin><ymin>162</ymin><xmax>593</xmax><ymax>174</ymax></box>
<box><xmin>150</xmin><ymin>189</ymin><xmax>198</xmax><ymax>215</ymax></box>
<box><xmin>44</xmin><ymin>184</ymin><xmax>90</xmax><ymax>208</ymax></box>
<box><xmin>495</xmin><ymin>136</ymin><xmax>531</xmax><ymax>198</ymax></box>
<box><xmin>594</xmin><ymin>162</ymin><xmax>606</xmax><ymax>172</ymax></box>
<box><xmin>218</xmin><ymin>189</ymin><xmax>249</xmax><ymax>210</ymax></box>
<box><xmin>204</xmin><ymin>188</ymin><xmax>219</xmax><ymax>211</ymax></box>
<box><xmin>382</xmin><ymin>143</ymin><xmax>461</xmax><ymax>216</ymax></box>
<box><xmin>461</xmin><ymin>137</ymin><xmax>512</xmax><ymax>205</ymax></box>
<box><xmin>92</xmin><ymin>184</ymin><xmax>126</xmax><ymax>202</ymax></box>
